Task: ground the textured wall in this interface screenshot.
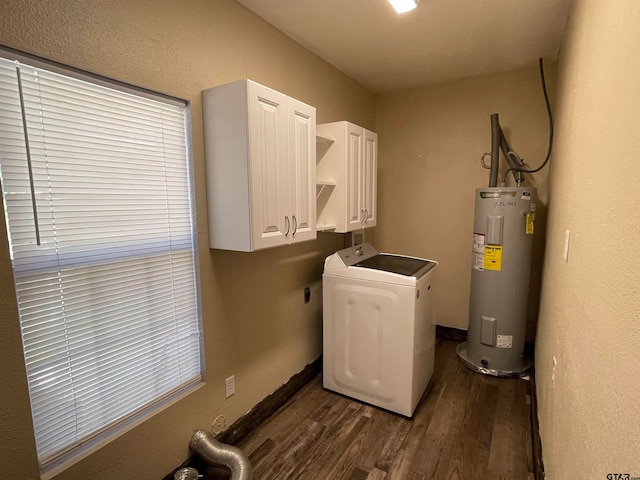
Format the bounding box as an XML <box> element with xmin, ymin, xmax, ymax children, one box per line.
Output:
<box><xmin>375</xmin><ymin>67</ymin><xmax>554</xmax><ymax>334</ymax></box>
<box><xmin>535</xmin><ymin>0</ymin><xmax>640</xmax><ymax>478</ymax></box>
<box><xmin>0</xmin><ymin>207</ymin><xmax>40</xmax><ymax>478</ymax></box>
<box><xmin>0</xmin><ymin>1</ymin><xmax>374</xmax><ymax>479</ymax></box>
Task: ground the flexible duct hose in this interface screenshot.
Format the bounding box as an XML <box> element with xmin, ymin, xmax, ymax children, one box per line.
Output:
<box><xmin>190</xmin><ymin>429</ymin><xmax>252</xmax><ymax>480</ymax></box>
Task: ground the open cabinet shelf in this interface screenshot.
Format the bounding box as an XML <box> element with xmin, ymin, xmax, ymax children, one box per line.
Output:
<box><xmin>316</xmin><ymin>132</ymin><xmax>336</xmax><ymax>144</ymax></box>
<box><xmin>315</xmin><ymin>121</ymin><xmax>377</xmax><ymax>233</ymax></box>
<box><xmin>316</xmin><ymin>181</ymin><xmax>336</xmax><ymax>199</ymax></box>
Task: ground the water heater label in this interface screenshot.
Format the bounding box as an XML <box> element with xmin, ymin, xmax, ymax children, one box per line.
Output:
<box><xmin>473</xmin><ymin>253</ymin><xmax>484</xmax><ymax>271</ymax></box>
<box><xmin>526</xmin><ymin>212</ymin><xmax>534</xmax><ymax>235</ymax></box>
<box><xmin>497</xmin><ymin>335</ymin><xmax>513</xmax><ymax>348</ymax></box>
<box><xmin>483</xmin><ymin>245</ymin><xmax>502</xmax><ymax>271</ymax></box>
<box><xmin>472</xmin><ymin>233</ymin><xmax>485</xmax><ymax>254</ymax></box>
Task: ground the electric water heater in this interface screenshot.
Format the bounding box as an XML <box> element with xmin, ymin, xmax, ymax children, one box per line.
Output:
<box><xmin>457</xmin><ymin>186</ymin><xmax>536</xmax><ymax>377</ymax></box>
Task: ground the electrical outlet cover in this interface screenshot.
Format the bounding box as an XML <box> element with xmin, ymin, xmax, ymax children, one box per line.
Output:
<box><xmin>225</xmin><ymin>375</ymin><xmax>235</xmax><ymax>398</ymax></box>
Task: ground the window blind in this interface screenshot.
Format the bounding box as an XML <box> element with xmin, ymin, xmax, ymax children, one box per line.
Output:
<box><xmin>0</xmin><ymin>56</ymin><xmax>202</xmax><ymax>468</ymax></box>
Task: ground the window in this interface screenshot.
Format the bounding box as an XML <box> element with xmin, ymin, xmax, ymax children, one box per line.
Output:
<box><xmin>0</xmin><ymin>50</ymin><xmax>202</xmax><ymax>472</ymax></box>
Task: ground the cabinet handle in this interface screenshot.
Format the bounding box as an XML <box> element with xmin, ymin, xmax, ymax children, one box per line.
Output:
<box><xmin>292</xmin><ymin>215</ymin><xmax>297</xmax><ymax>236</ymax></box>
<box><xmin>285</xmin><ymin>216</ymin><xmax>290</xmax><ymax>237</ymax></box>
<box><xmin>364</xmin><ymin>208</ymin><xmax>369</xmax><ymax>224</ymax></box>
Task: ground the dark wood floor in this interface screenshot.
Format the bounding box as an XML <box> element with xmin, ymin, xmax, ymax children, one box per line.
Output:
<box><xmin>204</xmin><ymin>339</ymin><xmax>534</xmax><ymax>480</ymax></box>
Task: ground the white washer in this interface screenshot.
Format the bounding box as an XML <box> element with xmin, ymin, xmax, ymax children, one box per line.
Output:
<box><xmin>322</xmin><ymin>243</ymin><xmax>438</xmax><ymax>417</ymax></box>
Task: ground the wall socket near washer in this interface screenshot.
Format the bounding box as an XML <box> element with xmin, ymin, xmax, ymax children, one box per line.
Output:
<box><xmin>225</xmin><ymin>375</ymin><xmax>235</xmax><ymax>398</ymax></box>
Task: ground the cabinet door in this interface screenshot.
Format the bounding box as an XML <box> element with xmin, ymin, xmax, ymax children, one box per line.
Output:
<box><xmin>248</xmin><ymin>82</ymin><xmax>289</xmax><ymax>249</ymax></box>
<box><xmin>346</xmin><ymin>124</ymin><xmax>364</xmax><ymax>230</ymax></box>
<box><xmin>287</xmin><ymin>98</ymin><xmax>316</xmax><ymax>243</ymax></box>
<box><xmin>362</xmin><ymin>129</ymin><xmax>377</xmax><ymax>228</ymax></box>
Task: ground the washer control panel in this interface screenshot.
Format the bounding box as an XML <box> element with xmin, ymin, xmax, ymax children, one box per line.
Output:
<box><xmin>336</xmin><ymin>243</ymin><xmax>379</xmax><ymax>267</ymax></box>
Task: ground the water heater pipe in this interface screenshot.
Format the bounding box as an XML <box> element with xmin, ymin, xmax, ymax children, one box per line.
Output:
<box><xmin>490</xmin><ymin>113</ymin><xmax>524</xmax><ymax>186</ymax></box>
<box><xmin>500</xmin><ymin>58</ymin><xmax>554</xmax><ymax>183</ymax></box>
<box><xmin>190</xmin><ymin>429</ymin><xmax>252</xmax><ymax>480</ymax></box>
<box><xmin>489</xmin><ymin>113</ymin><xmax>501</xmax><ymax>187</ymax></box>
<box><xmin>500</xmin><ymin>131</ymin><xmax>524</xmax><ymax>185</ymax></box>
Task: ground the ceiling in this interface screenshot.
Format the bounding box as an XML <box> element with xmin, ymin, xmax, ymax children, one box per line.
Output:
<box><xmin>235</xmin><ymin>0</ymin><xmax>573</xmax><ymax>94</ymax></box>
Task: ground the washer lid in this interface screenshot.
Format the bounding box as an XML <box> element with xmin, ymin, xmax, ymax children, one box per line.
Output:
<box><xmin>355</xmin><ymin>254</ymin><xmax>436</xmax><ymax>278</ymax></box>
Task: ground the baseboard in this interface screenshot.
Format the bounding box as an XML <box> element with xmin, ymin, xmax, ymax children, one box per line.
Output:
<box><xmin>529</xmin><ymin>363</ymin><xmax>545</xmax><ymax>480</ymax></box>
<box><xmin>163</xmin><ymin>357</ymin><xmax>322</xmax><ymax>479</ymax></box>
<box><xmin>218</xmin><ymin>357</ymin><xmax>321</xmax><ymax>445</ymax></box>
<box><xmin>435</xmin><ymin>325</ymin><xmax>468</xmax><ymax>342</ymax></box>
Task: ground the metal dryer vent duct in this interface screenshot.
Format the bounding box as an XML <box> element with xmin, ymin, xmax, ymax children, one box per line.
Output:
<box><xmin>189</xmin><ymin>429</ymin><xmax>252</xmax><ymax>480</ymax></box>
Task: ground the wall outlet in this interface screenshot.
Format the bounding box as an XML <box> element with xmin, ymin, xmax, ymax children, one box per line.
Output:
<box><xmin>225</xmin><ymin>375</ymin><xmax>235</xmax><ymax>398</ymax></box>
<box><xmin>211</xmin><ymin>415</ymin><xmax>227</xmax><ymax>435</ymax></box>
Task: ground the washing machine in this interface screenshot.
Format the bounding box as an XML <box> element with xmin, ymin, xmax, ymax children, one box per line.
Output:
<box><xmin>322</xmin><ymin>243</ymin><xmax>437</xmax><ymax>417</ymax></box>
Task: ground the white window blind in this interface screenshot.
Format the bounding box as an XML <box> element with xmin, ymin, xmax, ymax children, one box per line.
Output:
<box><xmin>0</xmin><ymin>56</ymin><xmax>202</xmax><ymax>469</ymax></box>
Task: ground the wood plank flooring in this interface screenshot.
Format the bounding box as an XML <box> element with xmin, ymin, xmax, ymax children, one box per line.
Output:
<box><xmin>202</xmin><ymin>339</ymin><xmax>534</xmax><ymax>480</ymax></box>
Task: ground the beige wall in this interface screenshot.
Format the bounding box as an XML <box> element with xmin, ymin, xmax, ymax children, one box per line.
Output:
<box><xmin>375</xmin><ymin>67</ymin><xmax>554</xmax><ymax>335</ymax></box>
<box><xmin>535</xmin><ymin>0</ymin><xmax>640</xmax><ymax>477</ymax></box>
<box><xmin>0</xmin><ymin>1</ymin><xmax>374</xmax><ymax>479</ymax></box>
<box><xmin>6</xmin><ymin>1</ymin><xmax>639</xmax><ymax>479</ymax></box>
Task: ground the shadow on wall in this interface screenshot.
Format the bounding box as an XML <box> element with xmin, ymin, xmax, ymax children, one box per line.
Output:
<box><xmin>527</xmin><ymin>191</ymin><xmax>547</xmax><ymax>343</ymax></box>
<box><xmin>206</xmin><ymin>233</ymin><xmax>343</xmax><ymax>369</ymax></box>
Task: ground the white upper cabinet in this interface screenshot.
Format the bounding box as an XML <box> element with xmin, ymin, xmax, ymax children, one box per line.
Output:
<box><xmin>363</xmin><ymin>128</ymin><xmax>378</xmax><ymax>227</ymax></box>
<box><xmin>316</xmin><ymin>121</ymin><xmax>377</xmax><ymax>233</ymax></box>
<box><xmin>203</xmin><ymin>79</ymin><xmax>316</xmax><ymax>251</ymax></box>
<box><xmin>287</xmin><ymin>97</ymin><xmax>316</xmax><ymax>243</ymax></box>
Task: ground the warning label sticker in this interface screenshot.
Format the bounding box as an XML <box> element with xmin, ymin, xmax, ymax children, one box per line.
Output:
<box><xmin>472</xmin><ymin>233</ymin><xmax>485</xmax><ymax>254</ymax></box>
<box><xmin>472</xmin><ymin>253</ymin><xmax>484</xmax><ymax>271</ymax></box>
<box><xmin>526</xmin><ymin>213</ymin><xmax>534</xmax><ymax>235</ymax></box>
<box><xmin>497</xmin><ymin>335</ymin><xmax>513</xmax><ymax>348</ymax></box>
<box><xmin>483</xmin><ymin>245</ymin><xmax>503</xmax><ymax>271</ymax></box>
